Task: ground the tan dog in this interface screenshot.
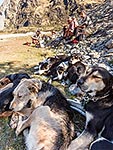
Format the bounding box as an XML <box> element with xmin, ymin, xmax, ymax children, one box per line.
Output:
<box><xmin>0</xmin><ymin>77</ymin><xmax>11</xmax><ymax>89</ymax></box>
<box><xmin>10</xmin><ymin>78</ymin><xmax>76</xmax><ymax>150</ymax></box>
<box><xmin>16</xmin><ymin>105</ymin><xmax>73</xmax><ymax>150</ymax></box>
<box><xmin>10</xmin><ymin>78</ymin><xmax>42</xmax><ymax>111</ymax></box>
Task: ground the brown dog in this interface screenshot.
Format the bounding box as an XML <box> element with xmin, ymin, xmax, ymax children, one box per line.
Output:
<box><xmin>68</xmin><ymin>66</ymin><xmax>113</xmax><ymax>150</ymax></box>
<box><xmin>10</xmin><ymin>78</ymin><xmax>76</xmax><ymax>150</ymax></box>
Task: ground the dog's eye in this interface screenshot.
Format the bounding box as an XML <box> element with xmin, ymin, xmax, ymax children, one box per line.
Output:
<box><xmin>0</xmin><ymin>82</ymin><xmax>4</xmax><ymax>85</ymax></box>
<box><xmin>18</xmin><ymin>95</ymin><xmax>22</xmax><ymax>98</ymax></box>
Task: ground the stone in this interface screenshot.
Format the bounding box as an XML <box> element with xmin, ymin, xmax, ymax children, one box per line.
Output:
<box><xmin>108</xmin><ymin>48</ymin><xmax>113</xmax><ymax>53</ymax></box>
<box><xmin>0</xmin><ymin>12</ymin><xmax>4</xmax><ymax>30</ymax></box>
<box><xmin>105</xmin><ymin>39</ymin><xmax>113</xmax><ymax>49</ymax></box>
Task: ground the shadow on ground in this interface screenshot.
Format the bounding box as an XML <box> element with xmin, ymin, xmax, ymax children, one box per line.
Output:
<box><xmin>0</xmin><ymin>61</ymin><xmax>35</xmax><ymax>78</ymax></box>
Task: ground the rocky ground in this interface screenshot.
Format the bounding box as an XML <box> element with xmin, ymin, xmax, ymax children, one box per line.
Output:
<box><xmin>62</xmin><ymin>0</ymin><xmax>113</xmax><ymax>74</ymax></box>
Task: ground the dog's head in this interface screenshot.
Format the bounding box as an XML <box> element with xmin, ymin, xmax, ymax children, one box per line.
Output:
<box><xmin>65</xmin><ymin>61</ymin><xmax>86</xmax><ymax>85</ymax></box>
<box><xmin>73</xmin><ymin>61</ymin><xmax>86</xmax><ymax>76</ymax></box>
<box><xmin>69</xmin><ymin>53</ymin><xmax>82</xmax><ymax>64</ymax></box>
<box><xmin>35</xmin><ymin>57</ymin><xmax>58</xmax><ymax>75</ymax></box>
<box><xmin>10</xmin><ymin>78</ymin><xmax>42</xmax><ymax>111</ymax></box>
<box><xmin>77</xmin><ymin>66</ymin><xmax>113</xmax><ymax>97</ymax></box>
<box><xmin>56</xmin><ymin>61</ymin><xmax>69</xmax><ymax>80</ymax></box>
<box><xmin>0</xmin><ymin>77</ymin><xmax>11</xmax><ymax>89</ymax></box>
<box><xmin>6</xmin><ymin>73</ymin><xmax>30</xmax><ymax>82</ymax></box>
<box><xmin>37</xmin><ymin>61</ymin><xmax>50</xmax><ymax>75</ymax></box>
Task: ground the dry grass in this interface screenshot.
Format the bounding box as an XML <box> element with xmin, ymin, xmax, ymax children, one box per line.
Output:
<box><xmin>0</xmin><ymin>36</ymin><xmax>53</xmax><ymax>77</ymax></box>
<box><xmin>77</xmin><ymin>0</ymin><xmax>105</xmax><ymax>4</ymax></box>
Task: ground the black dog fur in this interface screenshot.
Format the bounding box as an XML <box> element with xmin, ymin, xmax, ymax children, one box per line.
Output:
<box><xmin>68</xmin><ymin>67</ymin><xmax>113</xmax><ymax>150</ymax></box>
<box><xmin>0</xmin><ymin>73</ymin><xmax>30</xmax><ymax>113</ymax></box>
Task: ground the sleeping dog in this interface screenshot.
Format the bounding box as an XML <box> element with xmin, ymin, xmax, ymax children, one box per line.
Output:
<box><xmin>46</xmin><ymin>54</ymin><xmax>83</xmax><ymax>83</ymax></box>
<box><xmin>64</xmin><ymin>61</ymin><xmax>86</xmax><ymax>85</ymax></box>
<box><xmin>0</xmin><ymin>73</ymin><xmax>30</xmax><ymax>114</ymax></box>
<box><xmin>34</xmin><ymin>53</ymin><xmax>82</xmax><ymax>78</ymax></box>
<box><xmin>34</xmin><ymin>55</ymin><xmax>68</xmax><ymax>75</ymax></box>
<box><xmin>68</xmin><ymin>66</ymin><xmax>113</xmax><ymax>150</ymax></box>
<box><xmin>10</xmin><ymin>78</ymin><xmax>76</xmax><ymax>150</ymax></box>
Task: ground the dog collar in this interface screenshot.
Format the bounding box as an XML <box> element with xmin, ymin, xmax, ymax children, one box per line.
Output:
<box><xmin>82</xmin><ymin>90</ymin><xmax>111</xmax><ymax>105</ymax></box>
<box><xmin>81</xmin><ymin>95</ymin><xmax>90</xmax><ymax>107</ymax></box>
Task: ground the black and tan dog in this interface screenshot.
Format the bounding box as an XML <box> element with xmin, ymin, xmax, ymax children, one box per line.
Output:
<box><xmin>68</xmin><ymin>66</ymin><xmax>113</xmax><ymax>150</ymax></box>
<box><xmin>64</xmin><ymin>61</ymin><xmax>86</xmax><ymax>85</ymax></box>
<box><xmin>10</xmin><ymin>78</ymin><xmax>76</xmax><ymax>150</ymax></box>
<box><xmin>34</xmin><ymin>55</ymin><xmax>68</xmax><ymax>75</ymax></box>
<box><xmin>0</xmin><ymin>73</ymin><xmax>30</xmax><ymax>116</ymax></box>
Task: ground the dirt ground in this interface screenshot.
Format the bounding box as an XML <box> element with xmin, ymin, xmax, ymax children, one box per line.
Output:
<box><xmin>0</xmin><ymin>36</ymin><xmax>54</xmax><ymax>77</ymax></box>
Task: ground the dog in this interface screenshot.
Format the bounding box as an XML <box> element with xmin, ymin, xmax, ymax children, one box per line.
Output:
<box><xmin>68</xmin><ymin>66</ymin><xmax>113</xmax><ymax>150</ymax></box>
<box><xmin>0</xmin><ymin>73</ymin><xmax>30</xmax><ymax>114</ymax></box>
<box><xmin>10</xmin><ymin>78</ymin><xmax>76</xmax><ymax>150</ymax></box>
<box><xmin>34</xmin><ymin>53</ymin><xmax>82</xmax><ymax>77</ymax></box>
<box><xmin>34</xmin><ymin>55</ymin><xmax>68</xmax><ymax>75</ymax></box>
<box><xmin>0</xmin><ymin>77</ymin><xmax>11</xmax><ymax>89</ymax></box>
<box><xmin>64</xmin><ymin>61</ymin><xmax>86</xmax><ymax>85</ymax></box>
<box><xmin>47</xmin><ymin>61</ymin><xmax>69</xmax><ymax>83</ymax></box>
<box><xmin>46</xmin><ymin>53</ymin><xmax>83</xmax><ymax>83</ymax></box>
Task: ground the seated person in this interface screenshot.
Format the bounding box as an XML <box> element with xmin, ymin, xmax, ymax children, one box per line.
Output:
<box><xmin>31</xmin><ymin>30</ymin><xmax>41</xmax><ymax>47</ymax></box>
<box><xmin>63</xmin><ymin>16</ymin><xmax>79</xmax><ymax>40</ymax></box>
<box><xmin>71</xmin><ymin>15</ymin><xmax>79</xmax><ymax>36</ymax></box>
<box><xmin>79</xmin><ymin>10</ymin><xmax>93</xmax><ymax>36</ymax></box>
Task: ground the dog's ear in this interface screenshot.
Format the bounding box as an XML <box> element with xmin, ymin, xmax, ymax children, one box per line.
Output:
<box><xmin>112</xmin><ymin>75</ymin><xmax>113</xmax><ymax>88</ymax></box>
<box><xmin>29</xmin><ymin>79</ymin><xmax>42</xmax><ymax>93</ymax></box>
<box><xmin>21</xmin><ymin>78</ymin><xmax>27</xmax><ymax>82</ymax></box>
<box><xmin>76</xmin><ymin>63</ymin><xmax>86</xmax><ymax>75</ymax></box>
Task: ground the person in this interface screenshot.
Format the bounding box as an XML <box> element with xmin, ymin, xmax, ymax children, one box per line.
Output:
<box><xmin>79</xmin><ymin>10</ymin><xmax>92</xmax><ymax>27</ymax></box>
<box><xmin>31</xmin><ymin>30</ymin><xmax>40</xmax><ymax>46</ymax></box>
<box><xmin>71</xmin><ymin>15</ymin><xmax>79</xmax><ymax>36</ymax></box>
<box><xmin>79</xmin><ymin>10</ymin><xmax>93</xmax><ymax>36</ymax></box>
<box><xmin>63</xmin><ymin>16</ymin><xmax>79</xmax><ymax>40</ymax></box>
<box><xmin>31</xmin><ymin>29</ymin><xmax>45</xmax><ymax>48</ymax></box>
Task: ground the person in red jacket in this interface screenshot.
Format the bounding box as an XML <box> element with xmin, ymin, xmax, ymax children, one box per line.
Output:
<box><xmin>63</xmin><ymin>16</ymin><xmax>79</xmax><ymax>40</ymax></box>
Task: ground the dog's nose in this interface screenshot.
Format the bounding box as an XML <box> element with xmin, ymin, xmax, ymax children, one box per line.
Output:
<box><xmin>10</xmin><ymin>101</ymin><xmax>16</xmax><ymax>110</ymax></box>
<box><xmin>77</xmin><ymin>78</ymin><xmax>84</xmax><ymax>86</ymax></box>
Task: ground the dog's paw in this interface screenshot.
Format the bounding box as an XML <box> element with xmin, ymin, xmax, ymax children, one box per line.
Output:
<box><xmin>10</xmin><ymin>112</ymin><xmax>19</xmax><ymax>129</ymax></box>
<box><xmin>15</xmin><ymin>115</ymin><xmax>23</xmax><ymax>136</ymax></box>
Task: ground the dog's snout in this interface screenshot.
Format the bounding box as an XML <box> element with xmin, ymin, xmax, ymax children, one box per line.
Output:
<box><xmin>10</xmin><ymin>101</ymin><xmax>16</xmax><ymax>110</ymax></box>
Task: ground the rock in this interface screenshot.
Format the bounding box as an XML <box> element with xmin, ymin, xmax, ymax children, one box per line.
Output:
<box><xmin>0</xmin><ymin>0</ymin><xmax>78</xmax><ymax>29</ymax></box>
<box><xmin>108</xmin><ymin>48</ymin><xmax>113</xmax><ymax>53</ymax></box>
<box><xmin>98</xmin><ymin>63</ymin><xmax>111</xmax><ymax>71</ymax></box>
<box><xmin>0</xmin><ymin>12</ymin><xmax>4</xmax><ymax>30</ymax></box>
<box><xmin>105</xmin><ymin>39</ymin><xmax>113</xmax><ymax>49</ymax></box>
